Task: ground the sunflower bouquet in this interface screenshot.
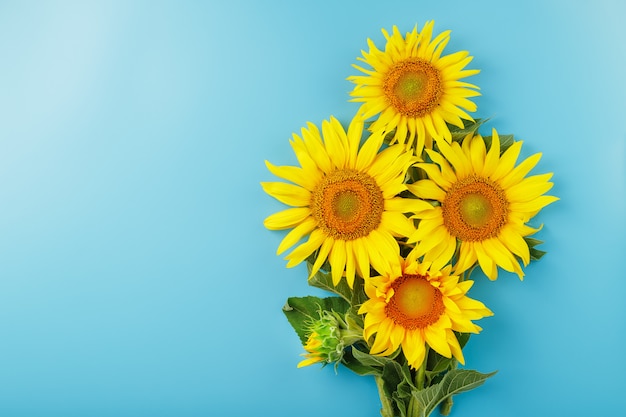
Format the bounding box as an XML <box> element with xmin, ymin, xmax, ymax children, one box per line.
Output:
<box><xmin>262</xmin><ymin>21</ymin><xmax>557</xmax><ymax>417</ymax></box>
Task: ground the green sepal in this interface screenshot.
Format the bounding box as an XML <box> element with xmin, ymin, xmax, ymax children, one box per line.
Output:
<box><xmin>524</xmin><ymin>236</ymin><xmax>547</xmax><ymax>261</ymax></box>
<box><xmin>282</xmin><ymin>296</ymin><xmax>350</xmax><ymax>344</ymax></box>
<box><xmin>344</xmin><ymin>306</ymin><xmax>365</xmax><ymax>339</ymax></box>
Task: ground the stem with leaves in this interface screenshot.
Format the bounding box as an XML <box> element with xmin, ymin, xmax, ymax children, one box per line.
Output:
<box><xmin>375</xmin><ymin>376</ymin><xmax>395</xmax><ymax>417</ymax></box>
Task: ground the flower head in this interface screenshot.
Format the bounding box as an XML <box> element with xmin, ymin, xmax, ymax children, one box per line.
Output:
<box><xmin>348</xmin><ymin>21</ymin><xmax>480</xmax><ymax>155</ymax></box>
<box><xmin>297</xmin><ymin>311</ymin><xmax>350</xmax><ymax>368</ymax></box>
<box><xmin>407</xmin><ymin>129</ymin><xmax>558</xmax><ymax>280</ymax></box>
<box><xmin>358</xmin><ymin>253</ymin><xmax>492</xmax><ymax>369</ymax></box>
<box><xmin>262</xmin><ymin>115</ymin><xmax>425</xmax><ymax>287</ymax></box>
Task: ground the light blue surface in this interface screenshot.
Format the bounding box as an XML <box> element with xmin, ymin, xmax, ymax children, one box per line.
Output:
<box><xmin>0</xmin><ymin>1</ymin><xmax>624</xmax><ymax>416</ymax></box>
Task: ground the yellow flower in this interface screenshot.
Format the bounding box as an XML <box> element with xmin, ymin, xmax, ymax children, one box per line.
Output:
<box><xmin>358</xmin><ymin>253</ymin><xmax>492</xmax><ymax>369</ymax></box>
<box><xmin>296</xmin><ymin>310</ymin><xmax>361</xmax><ymax>368</ymax></box>
<box><xmin>262</xmin><ymin>116</ymin><xmax>423</xmax><ymax>287</ymax></box>
<box><xmin>298</xmin><ymin>331</ymin><xmax>332</xmax><ymax>368</ymax></box>
<box><xmin>348</xmin><ymin>21</ymin><xmax>480</xmax><ymax>155</ymax></box>
<box><xmin>407</xmin><ymin>129</ymin><xmax>559</xmax><ymax>280</ymax></box>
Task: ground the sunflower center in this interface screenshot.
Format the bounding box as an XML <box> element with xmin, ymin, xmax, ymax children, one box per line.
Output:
<box><xmin>333</xmin><ymin>191</ymin><xmax>360</xmax><ymax>222</ymax></box>
<box><xmin>311</xmin><ymin>169</ymin><xmax>384</xmax><ymax>240</ymax></box>
<box><xmin>383</xmin><ymin>59</ymin><xmax>443</xmax><ymax>117</ymax></box>
<box><xmin>442</xmin><ymin>175</ymin><xmax>509</xmax><ymax>241</ymax></box>
<box><xmin>385</xmin><ymin>274</ymin><xmax>444</xmax><ymax>330</ymax></box>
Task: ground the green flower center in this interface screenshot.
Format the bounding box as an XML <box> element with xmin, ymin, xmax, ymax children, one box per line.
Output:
<box><xmin>383</xmin><ymin>59</ymin><xmax>443</xmax><ymax>117</ymax></box>
<box><xmin>460</xmin><ymin>193</ymin><xmax>493</xmax><ymax>227</ymax></box>
<box><xmin>333</xmin><ymin>190</ymin><xmax>361</xmax><ymax>222</ymax></box>
<box><xmin>386</xmin><ymin>274</ymin><xmax>444</xmax><ymax>330</ymax></box>
<box><xmin>442</xmin><ymin>175</ymin><xmax>509</xmax><ymax>241</ymax></box>
<box><xmin>311</xmin><ymin>169</ymin><xmax>384</xmax><ymax>240</ymax></box>
<box><xmin>395</xmin><ymin>72</ymin><xmax>428</xmax><ymax>102</ymax></box>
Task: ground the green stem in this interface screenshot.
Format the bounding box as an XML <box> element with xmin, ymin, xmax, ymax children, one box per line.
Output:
<box><xmin>407</xmin><ymin>395</ymin><xmax>420</xmax><ymax>417</ymax></box>
<box><xmin>460</xmin><ymin>263</ymin><xmax>478</xmax><ymax>282</ymax></box>
<box><xmin>415</xmin><ymin>346</ymin><xmax>429</xmax><ymax>390</ymax></box>
<box><xmin>439</xmin><ymin>396</ymin><xmax>453</xmax><ymax>416</ymax></box>
<box><xmin>406</xmin><ymin>348</ymin><xmax>430</xmax><ymax>417</ymax></box>
<box><xmin>439</xmin><ymin>358</ymin><xmax>458</xmax><ymax>415</ymax></box>
<box><xmin>375</xmin><ymin>376</ymin><xmax>394</xmax><ymax>417</ymax></box>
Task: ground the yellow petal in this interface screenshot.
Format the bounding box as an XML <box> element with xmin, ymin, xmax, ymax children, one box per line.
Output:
<box><xmin>499</xmin><ymin>153</ymin><xmax>542</xmax><ymax>189</ymax></box>
<box><xmin>404</xmin><ymin>331</ymin><xmax>426</xmax><ymax>368</ymax></box>
<box><xmin>446</xmin><ymin>329</ymin><xmax>465</xmax><ymax>364</ymax></box>
<box><xmin>469</xmin><ymin>134</ymin><xmax>486</xmax><ymax>173</ymax></box>
<box><xmin>345</xmin><ymin>240</ymin><xmax>356</xmax><ymax>288</ymax></box>
<box><xmin>353</xmin><ymin>238</ymin><xmax>371</xmax><ymax>280</ymax></box>
<box><xmin>285</xmin><ymin>230</ymin><xmax>327</xmax><ymax>268</ymax></box>
<box><xmin>385</xmin><ymin>197</ymin><xmax>434</xmax><ymax>214</ymax></box>
<box><xmin>329</xmin><ymin>239</ymin><xmax>347</xmax><ymax>285</ymax></box>
<box><xmin>499</xmin><ymin>225</ymin><xmax>530</xmax><ymax>265</ymax></box>
<box><xmin>415</xmin><ymin>163</ymin><xmax>452</xmax><ymax>189</ymax></box>
<box><xmin>490</xmin><ymin>141</ymin><xmax>522</xmax><ymax>181</ymax></box>
<box><xmin>356</xmin><ymin>130</ymin><xmax>385</xmax><ymax>171</ymax></box>
<box><xmin>505</xmin><ymin>173</ymin><xmax>553</xmax><ymax>202</ymax></box>
<box><xmin>301</xmin><ymin>123</ymin><xmax>333</xmax><ymax>173</ymax></box>
<box><xmin>481</xmin><ymin>128</ymin><xmax>501</xmax><ymax>177</ymax></box>
<box><xmin>474</xmin><ymin>241</ymin><xmax>498</xmax><ymax>280</ymax></box>
<box><xmin>265</xmin><ymin>160</ymin><xmax>320</xmax><ymax>191</ymax></box>
<box><xmin>261</xmin><ymin>182</ymin><xmax>310</xmax><ymax>207</ymax></box>
<box><xmin>276</xmin><ymin>217</ymin><xmax>317</xmax><ymax>255</ymax></box>
<box><xmin>263</xmin><ymin>207</ymin><xmax>311</xmax><ymax>230</ymax></box>
<box><xmin>345</xmin><ymin>115</ymin><xmax>364</xmax><ymax>167</ymax></box>
<box><xmin>425</xmin><ymin>323</ymin><xmax>452</xmax><ymax>358</ymax></box>
<box><xmin>454</xmin><ymin>241</ymin><xmax>477</xmax><ymax>274</ymax></box>
<box><xmin>308</xmin><ymin>236</ymin><xmax>334</xmax><ymax>278</ymax></box>
<box><xmin>481</xmin><ymin>238</ymin><xmax>523</xmax><ymax>279</ymax></box>
<box><xmin>508</xmin><ymin>195</ymin><xmax>559</xmax><ymax>215</ymax></box>
<box><xmin>407</xmin><ymin>180</ymin><xmax>446</xmax><ymax>201</ymax></box>
<box><xmin>322</xmin><ymin>117</ymin><xmax>348</xmax><ymax>170</ymax></box>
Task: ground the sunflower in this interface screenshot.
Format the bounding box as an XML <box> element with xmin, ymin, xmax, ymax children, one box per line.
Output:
<box><xmin>358</xmin><ymin>252</ymin><xmax>492</xmax><ymax>369</ymax></box>
<box><xmin>407</xmin><ymin>129</ymin><xmax>558</xmax><ymax>280</ymax></box>
<box><xmin>297</xmin><ymin>332</ymin><xmax>330</xmax><ymax>368</ymax></box>
<box><xmin>262</xmin><ymin>116</ymin><xmax>425</xmax><ymax>287</ymax></box>
<box><xmin>348</xmin><ymin>21</ymin><xmax>480</xmax><ymax>155</ymax></box>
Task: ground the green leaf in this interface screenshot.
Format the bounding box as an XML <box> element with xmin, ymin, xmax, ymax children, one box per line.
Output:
<box><xmin>524</xmin><ymin>236</ymin><xmax>547</xmax><ymax>261</ymax></box>
<box><xmin>307</xmin><ymin>262</ymin><xmax>354</xmax><ymax>303</ymax></box>
<box><xmin>427</xmin><ymin>353</ymin><xmax>455</xmax><ymax>375</ymax></box>
<box><xmin>411</xmin><ymin>369</ymin><xmax>497</xmax><ymax>417</ymax></box>
<box><xmin>282</xmin><ymin>296</ymin><xmax>349</xmax><ymax>344</ymax></box>
<box><xmin>341</xmin><ymin>345</ymin><xmax>381</xmax><ymax>376</ymax></box>
<box><xmin>482</xmin><ymin>133</ymin><xmax>515</xmax><ymax>154</ymax></box>
<box><xmin>449</xmin><ymin>118</ymin><xmax>486</xmax><ymax>142</ymax></box>
<box><xmin>350</xmin><ymin>346</ymin><xmax>397</xmax><ymax>369</ymax></box>
<box><xmin>426</xmin><ymin>334</ymin><xmax>468</xmax><ymax>379</ymax></box>
<box><xmin>383</xmin><ymin>361</ymin><xmax>415</xmax><ymax>401</ymax></box>
<box><xmin>456</xmin><ymin>332</ymin><xmax>471</xmax><ymax>349</ymax></box>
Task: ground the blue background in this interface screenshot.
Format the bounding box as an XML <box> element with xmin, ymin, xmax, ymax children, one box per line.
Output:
<box><xmin>0</xmin><ymin>1</ymin><xmax>624</xmax><ymax>416</ymax></box>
